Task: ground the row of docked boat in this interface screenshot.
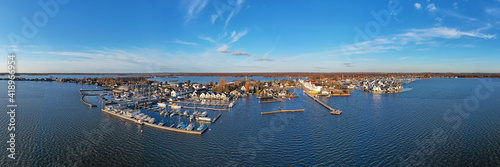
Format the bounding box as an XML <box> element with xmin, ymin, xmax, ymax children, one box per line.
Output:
<box><xmin>133</xmin><ymin>113</ymin><xmax>156</xmax><ymax>124</ymax></box>
<box><xmin>160</xmin><ymin>109</ymin><xmax>212</xmax><ymax>122</ymax></box>
<box><xmin>173</xmin><ymin>122</ymin><xmax>206</xmax><ymax>131</ymax></box>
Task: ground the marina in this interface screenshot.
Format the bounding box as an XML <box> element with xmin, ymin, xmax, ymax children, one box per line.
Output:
<box><xmin>101</xmin><ymin>107</ymin><xmax>207</xmax><ymax>135</ymax></box>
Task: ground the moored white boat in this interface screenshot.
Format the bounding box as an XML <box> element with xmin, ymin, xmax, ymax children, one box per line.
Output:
<box><xmin>171</xmin><ymin>103</ymin><xmax>182</xmax><ymax>110</ymax></box>
<box><xmin>157</xmin><ymin>102</ymin><xmax>167</xmax><ymax>108</ymax></box>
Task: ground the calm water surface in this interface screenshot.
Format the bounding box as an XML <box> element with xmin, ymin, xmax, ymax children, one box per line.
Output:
<box><xmin>1</xmin><ymin>78</ymin><xmax>500</xmax><ymax>166</ymax></box>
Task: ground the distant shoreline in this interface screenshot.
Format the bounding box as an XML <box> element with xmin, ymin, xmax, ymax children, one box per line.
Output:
<box><xmin>1</xmin><ymin>72</ymin><xmax>500</xmax><ymax>78</ymax></box>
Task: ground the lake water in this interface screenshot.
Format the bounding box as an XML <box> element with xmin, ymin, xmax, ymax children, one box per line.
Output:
<box><xmin>1</xmin><ymin>78</ymin><xmax>500</xmax><ymax>166</ymax></box>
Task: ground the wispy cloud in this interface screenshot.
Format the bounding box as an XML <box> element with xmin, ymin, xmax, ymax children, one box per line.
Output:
<box><xmin>439</xmin><ymin>9</ymin><xmax>477</xmax><ymax>21</ymax></box>
<box><xmin>198</xmin><ymin>36</ymin><xmax>216</xmax><ymax>43</ymax></box>
<box><xmin>29</xmin><ymin>48</ymin><xmax>177</xmax><ymax>73</ymax></box>
<box><xmin>426</xmin><ymin>3</ymin><xmax>437</xmax><ymax>13</ymax></box>
<box><xmin>255</xmin><ymin>58</ymin><xmax>275</xmax><ymax>61</ymax></box>
<box><xmin>398</xmin><ymin>57</ymin><xmax>410</xmax><ymax>60</ymax></box>
<box><xmin>485</xmin><ymin>7</ymin><xmax>500</xmax><ymax>17</ymax></box>
<box><xmin>184</xmin><ymin>0</ymin><xmax>209</xmax><ymax>23</ymax></box>
<box><xmin>32</xmin><ymin>51</ymin><xmax>109</xmax><ymax>59</ymax></box>
<box><xmin>325</xmin><ymin>26</ymin><xmax>495</xmax><ymax>57</ymax></box>
<box><xmin>401</xmin><ymin>27</ymin><xmax>495</xmax><ymax>40</ymax></box>
<box><xmin>262</xmin><ymin>48</ymin><xmax>273</xmax><ymax>58</ymax></box>
<box><xmin>332</xmin><ymin>38</ymin><xmax>401</xmax><ymax>57</ymax></box>
<box><xmin>210</xmin><ymin>0</ymin><xmax>246</xmax><ymax>27</ymax></box>
<box><xmin>173</xmin><ymin>39</ymin><xmax>198</xmax><ymax>46</ymax></box>
<box><xmin>229</xmin><ymin>29</ymin><xmax>248</xmax><ymax>44</ymax></box>
<box><xmin>217</xmin><ymin>44</ymin><xmax>232</xmax><ymax>53</ymax></box>
<box><xmin>356</xmin><ymin>58</ymin><xmax>379</xmax><ymax>61</ymax></box>
<box><xmin>224</xmin><ymin>0</ymin><xmax>245</xmax><ymax>27</ymax></box>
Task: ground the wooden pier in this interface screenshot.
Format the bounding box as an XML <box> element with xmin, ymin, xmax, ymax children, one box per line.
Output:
<box><xmin>261</xmin><ymin>109</ymin><xmax>304</xmax><ymax>115</ymax></box>
<box><xmin>212</xmin><ymin>113</ymin><xmax>222</xmax><ymax>123</ymax></box>
<box><xmin>259</xmin><ymin>99</ymin><xmax>282</xmax><ymax>103</ymax></box>
<box><xmin>79</xmin><ymin>90</ymin><xmax>101</xmax><ymax>96</ymax></box>
<box><xmin>305</xmin><ymin>93</ymin><xmax>342</xmax><ymax>115</ymax></box>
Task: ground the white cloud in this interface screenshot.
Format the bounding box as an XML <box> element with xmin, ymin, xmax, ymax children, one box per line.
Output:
<box><xmin>217</xmin><ymin>44</ymin><xmax>232</xmax><ymax>53</ymax></box>
<box><xmin>28</xmin><ymin>48</ymin><xmax>181</xmax><ymax>73</ymax></box>
<box><xmin>255</xmin><ymin>58</ymin><xmax>275</xmax><ymax>61</ymax></box>
<box><xmin>485</xmin><ymin>8</ymin><xmax>500</xmax><ymax>16</ymax></box>
<box><xmin>210</xmin><ymin>0</ymin><xmax>246</xmax><ymax>27</ymax></box>
<box><xmin>198</xmin><ymin>36</ymin><xmax>216</xmax><ymax>43</ymax></box>
<box><xmin>230</xmin><ymin>31</ymin><xmax>236</xmax><ymax>38</ymax></box>
<box><xmin>184</xmin><ymin>0</ymin><xmax>209</xmax><ymax>23</ymax></box>
<box><xmin>401</xmin><ymin>27</ymin><xmax>495</xmax><ymax>39</ymax></box>
<box><xmin>323</xmin><ymin>26</ymin><xmax>495</xmax><ymax>58</ymax></box>
<box><xmin>32</xmin><ymin>51</ymin><xmax>109</xmax><ymax>59</ymax></box>
<box><xmin>426</xmin><ymin>3</ymin><xmax>437</xmax><ymax>12</ymax></box>
<box><xmin>453</xmin><ymin>2</ymin><xmax>458</xmax><ymax>10</ymax></box>
<box><xmin>435</xmin><ymin>16</ymin><xmax>444</xmax><ymax>24</ymax></box>
<box><xmin>173</xmin><ymin>39</ymin><xmax>198</xmax><ymax>46</ymax></box>
<box><xmin>225</xmin><ymin>0</ymin><xmax>245</xmax><ymax>27</ymax></box>
<box><xmin>414</xmin><ymin>3</ymin><xmax>422</xmax><ymax>10</ymax></box>
<box><xmin>439</xmin><ymin>9</ymin><xmax>477</xmax><ymax>21</ymax></box>
<box><xmin>398</xmin><ymin>57</ymin><xmax>410</xmax><ymax>60</ymax></box>
<box><xmin>262</xmin><ymin>48</ymin><xmax>273</xmax><ymax>58</ymax></box>
<box><xmin>229</xmin><ymin>29</ymin><xmax>248</xmax><ymax>44</ymax></box>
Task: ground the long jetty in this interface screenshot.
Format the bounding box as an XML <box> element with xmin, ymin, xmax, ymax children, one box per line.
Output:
<box><xmin>101</xmin><ymin>109</ymin><xmax>206</xmax><ymax>135</ymax></box>
<box><xmin>212</xmin><ymin>113</ymin><xmax>222</xmax><ymax>123</ymax></box>
<box><xmin>261</xmin><ymin>109</ymin><xmax>304</xmax><ymax>115</ymax></box>
<box><xmin>259</xmin><ymin>100</ymin><xmax>282</xmax><ymax>103</ymax></box>
<box><xmin>81</xmin><ymin>96</ymin><xmax>97</xmax><ymax>107</ymax></box>
<box><xmin>175</xmin><ymin>101</ymin><xmax>230</xmax><ymax>106</ymax></box>
<box><xmin>180</xmin><ymin>106</ymin><xmax>229</xmax><ymax>111</ymax></box>
<box><xmin>305</xmin><ymin>93</ymin><xmax>342</xmax><ymax>115</ymax></box>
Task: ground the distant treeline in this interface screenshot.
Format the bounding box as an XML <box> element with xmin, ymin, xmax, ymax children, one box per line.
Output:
<box><xmin>2</xmin><ymin>72</ymin><xmax>500</xmax><ymax>78</ymax></box>
<box><xmin>172</xmin><ymin>72</ymin><xmax>500</xmax><ymax>79</ymax></box>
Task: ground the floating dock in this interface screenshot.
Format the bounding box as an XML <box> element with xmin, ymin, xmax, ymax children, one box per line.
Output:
<box><xmin>261</xmin><ymin>109</ymin><xmax>305</xmax><ymax>115</ymax></box>
<box><xmin>305</xmin><ymin>93</ymin><xmax>342</xmax><ymax>115</ymax></box>
<box><xmin>101</xmin><ymin>108</ymin><xmax>206</xmax><ymax>135</ymax></box>
<box><xmin>212</xmin><ymin>113</ymin><xmax>222</xmax><ymax>123</ymax></box>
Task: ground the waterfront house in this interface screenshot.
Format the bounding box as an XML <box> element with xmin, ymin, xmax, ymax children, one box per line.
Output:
<box><xmin>220</xmin><ymin>93</ymin><xmax>227</xmax><ymax>100</ymax></box>
<box><xmin>230</xmin><ymin>90</ymin><xmax>241</xmax><ymax>96</ymax></box>
<box><xmin>118</xmin><ymin>86</ymin><xmax>130</xmax><ymax>92</ymax></box>
<box><xmin>199</xmin><ymin>92</ymin><xmax>207</xmax><ymax>99</ymax></box>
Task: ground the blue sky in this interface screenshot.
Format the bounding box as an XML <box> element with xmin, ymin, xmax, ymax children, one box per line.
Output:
<box><xmin>1</xmin><ymin>0</ymin><xmax>499</xmax><ymax>73</ymax></box>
